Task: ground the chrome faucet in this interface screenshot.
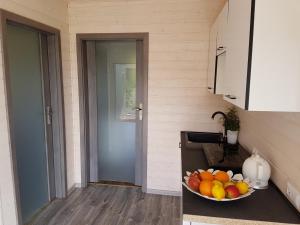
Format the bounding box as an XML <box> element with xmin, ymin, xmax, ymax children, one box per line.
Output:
<box><xmin>211</xmin><ymin>111</ymin><xmax>228</xmax><ymax>143</ymax></box>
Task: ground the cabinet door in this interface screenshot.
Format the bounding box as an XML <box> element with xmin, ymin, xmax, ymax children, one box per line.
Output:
<box><xmin>207</xmin><ymin>20</ymin><xmax>218</xmax><ymax>93</ymax></box>
<box><xmin>216</xmin><ymin>2</ymin><xmax>228</xmax><ymax>49</ymax></box>
<box><xmin>215</xmin><ymin>53</ymin><xmax>226</xmax><ymax>95</ymax></box>
<box><xmin>214</xmin><ymin>2</ymin><xmax>228</xmax><ymax>95</ymax></box>
<box><xmin>223</xmin><ymin>0</ymin><xmax>252</xmax><ymax>108</ymax></box>
<box><xmin>249</xmin><ymin>0</ymin><xmax>300</xmax><ymax>111</ymax></box>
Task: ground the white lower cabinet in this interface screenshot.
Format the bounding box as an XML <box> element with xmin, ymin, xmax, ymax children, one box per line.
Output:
<box><xmin>182</xmin><ymin>221</ymin><xmax>191</xmax><ymax>225</ymax></box>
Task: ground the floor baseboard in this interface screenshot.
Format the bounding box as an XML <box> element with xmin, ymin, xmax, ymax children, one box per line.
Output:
<box><xmin>146</xmin><ymin>188</ymin><xmax>182</xmax><ymax>197</ymax></box>
<box><xmin>74</xmin><ymin>183</ymin><xmax>83</xmax><ymax>188</ymax></box>
<box><xmin>70</xmin><ymin>183</ymin><xmax>182</xmax><ymax>197</ymax></box>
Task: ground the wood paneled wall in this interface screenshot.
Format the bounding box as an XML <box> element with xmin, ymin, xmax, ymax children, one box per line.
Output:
<box><xmin>238</xmin><ymin>110</ymin><xmax>300</xmax><ymax>196</ymax></box>
<box><xmin>68</xmin><ymin>0</ymin><xmax>227</xmax><ymax>193</ymax></box>
<box><xmin>0</xmin><ymin>1</ymin><xmax>72</xmax><ymax>224</ymax></box>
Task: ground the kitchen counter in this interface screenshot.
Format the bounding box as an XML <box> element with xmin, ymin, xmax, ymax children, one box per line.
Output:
<box><xmin>181</xmin><ymin>131</ymin><xmax>300</xmax><ymax>225</ymax></box>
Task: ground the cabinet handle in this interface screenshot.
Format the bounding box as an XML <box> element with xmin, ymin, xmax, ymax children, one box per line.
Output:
<box><xmin>225</xmin><ymin>94</ymin><xmax>237</xmax><ymax>100</ymax></box>
<box><xmin>217</xmin><ymin>46</ymin><xmax>225</xmax><ymax>50</ymax></box>
<box><xmin>208</xmin><ymin>87</ymin><xmax>213</xmax><ymax>90</ymax></box>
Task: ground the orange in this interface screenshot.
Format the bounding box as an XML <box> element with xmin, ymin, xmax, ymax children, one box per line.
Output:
<box><xmin>199</xmin><ymin>171</ymin><xmax>214</xmax><ymax>181</ymax></box>
<box><xmin>214</xmin><ymin>171</ymin><xmax>230</xmax><ymax>183</ymax></box>
<box><xmin>199</xmin><ymin>180</ymin><xmax>213</xmax><ymax>197</ymax></box>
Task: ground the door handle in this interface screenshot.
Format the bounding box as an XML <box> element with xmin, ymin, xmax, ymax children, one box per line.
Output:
<box><xmin>134</xmin><ymin>103</ymin><xmax>143</xmax><ymax>120</ymax></box>
<box><xmin>225</xmin><ymin>94</ymin><xmax>237</xmax><ymax>100</ymax></box>
<box><xmin>46</xmin><ymin>106</ymin><xmax>53</xmax><ymax>125</ymax></box>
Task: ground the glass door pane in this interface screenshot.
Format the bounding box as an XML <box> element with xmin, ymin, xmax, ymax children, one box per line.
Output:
<box><xmin>7</xmin><ymin>24</ymin><xmax>49</xmax><ymax>223</ymax></box>
<box><xmin>96</xmin><ymin>41</ymin><xmax>137</xmax><ymax>183</ymax></box>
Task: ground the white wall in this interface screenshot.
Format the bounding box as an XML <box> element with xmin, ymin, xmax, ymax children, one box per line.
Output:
<box><xmin>68</xmin><ymin>0</ymin><xmax>227</xmax><ymax>193</ymax></box>
<box><xmin>0</xmin><ymin>192</ymin><xmax>3</xmax><ymax>225</ymax></box>
<box><xmin>0</xmin><ymin>1</ymin><xmax>72</xmax><ymax>224</ymax></box>
<box><xmin>238</xmin><ymin>110</ymin><xmax>300</xmax><ymax>197</ymax></box>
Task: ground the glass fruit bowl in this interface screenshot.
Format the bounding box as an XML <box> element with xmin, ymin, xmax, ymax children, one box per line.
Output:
<box><xmin>183</xmin><ymin>169</ymin><xmax>255</xmax><ymax>201</ymax></box>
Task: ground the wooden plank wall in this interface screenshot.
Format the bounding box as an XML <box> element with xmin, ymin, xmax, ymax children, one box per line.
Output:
<box><xmin>0</xmin><ymin>1</ymin><xmax>72</xmax><ymax>224</ymax></box>
<box><xmin>238</xmin><ymin>110</ymin><xmax>300</xmax><ymax>196</ymax></box>
<box><xmin>68</xmin><ymin>0</ymin><xmax>227</xmax><ymax>193</ymax></box>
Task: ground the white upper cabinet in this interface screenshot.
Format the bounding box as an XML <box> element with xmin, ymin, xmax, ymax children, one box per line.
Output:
<box><xmin>249</xmin><ymin>0</ymin><xmax>300</xmax><ymax>111</ymax></box>
<box><xmin>207</xmin><ymin>19</ymin><xmax>218</xmax><ymax>94</ymax></box>
<box><xmin>216</xmin><ymin>2</ymin><xmax>228</xmax><ymax>51</ymax></box>
<box><xmin>223</xmin><ymin>0</ymin><xmax>252</xmax><ymax>108</ymax></box>
<box><xmin>207</xmin><ymin>2</ymin><xmax>228</xmax><ymax>95</ymax></box>
<box><xmin>215</xmin><ymin>2</ymin><xmax>228</xmax><ymax>95</ymax></box>
<box><xmin>223</xmin><ymin>0</ymin><xmax>300</xmax><ymax>111</ymax></box>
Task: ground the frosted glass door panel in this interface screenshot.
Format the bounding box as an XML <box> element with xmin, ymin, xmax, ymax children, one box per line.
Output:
<box><xmin>96</xmin><ymin>41</ymin><xmax>136</xmax><ymax>183</ymax></box>
<box><xmin>7</xmin><ymin>24</ymin><xmax>49</xmax><ymax>223</ymax></box>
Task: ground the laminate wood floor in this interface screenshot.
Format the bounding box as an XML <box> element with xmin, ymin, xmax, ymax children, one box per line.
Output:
<box><xmin>30</xmin><ymin>184</ymin><xmax>181</xmax><ymax>225</ymax></box>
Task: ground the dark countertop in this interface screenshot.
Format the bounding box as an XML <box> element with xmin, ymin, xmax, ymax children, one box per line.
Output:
<box><xmin>181</xmin><ymin>131</ymin><xmax>300</xmax><ymax>224</ymax></box>
<box><xmin>202</xmin><ymin>143</ymin><xmax>250</xmax><ymax>169</ymax></box>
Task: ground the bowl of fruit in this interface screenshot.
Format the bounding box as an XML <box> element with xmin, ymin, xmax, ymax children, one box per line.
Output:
<box><xmin>183</xmin><ymin>169</ymin><xmax>254</xmax><ymax>201</ymax></box>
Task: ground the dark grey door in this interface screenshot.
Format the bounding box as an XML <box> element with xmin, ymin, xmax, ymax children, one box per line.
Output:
<box><xmin>86</xmin><ymin>40</ymin><xmax>143</xmax><ymax>185</ymax></box>
<box><xmin>7</xmin><ymin>23</ymin><xmax>55</xmax><ymax>223</ymax></box>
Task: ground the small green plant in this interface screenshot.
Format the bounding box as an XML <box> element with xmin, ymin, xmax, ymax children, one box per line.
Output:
<box><xmin>223</xmin><ymin>107</ymin><xmax>240</xmax><ymax>131</ymax></box>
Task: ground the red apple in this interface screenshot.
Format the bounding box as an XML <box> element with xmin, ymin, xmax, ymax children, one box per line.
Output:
<box><xmin>189</xmin><ymin>171</ymin><xmax>199</xmax><ymax>180</ymax></box>
<box><xmin>225</xmin><ymin>185</ymin><xmax>240</xmax><ymax>199</ymax></box>
<box><xmin>188</xmin><ymin>176</ymin><xmax>200</xmax><ymax>192</ymax></box>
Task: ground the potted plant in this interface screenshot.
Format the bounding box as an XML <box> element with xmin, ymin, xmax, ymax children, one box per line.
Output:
<box><xmin>223</xmin><ymin>107</ymin><xmax>240</xmax><ymax>144</ymax></box>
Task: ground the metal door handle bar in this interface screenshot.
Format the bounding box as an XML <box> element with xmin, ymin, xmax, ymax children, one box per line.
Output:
<box><xmin>46</xmin><ymin>106</ymin><xmax>53</xmax><ymax>125</ymax></box>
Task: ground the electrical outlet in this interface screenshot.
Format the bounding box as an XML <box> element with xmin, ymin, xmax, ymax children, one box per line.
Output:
<box><xmin>287</xmin><ymin>182</ymin><xmax>300</xmax><ymax>212</ymax></box>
